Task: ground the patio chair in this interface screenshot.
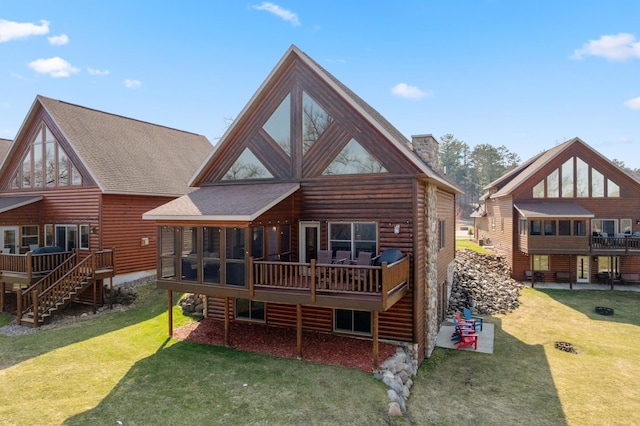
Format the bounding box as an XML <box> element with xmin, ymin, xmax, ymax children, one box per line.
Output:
<box><xmin>350</xmin><ymin>252</ymin><xmax>374</xmax><ymax>288</ymax></box>
<box><xmin>334</xmin><ymin>250</ymin><xmax>351</xmax><ymax>264</ymax></box>
<box><xmin>316</xmin><ymin>250</ymin><xmax>332</xmax><ymax>265</ymax></box>
<box><xmin>463</xmin><ymin>307</ymin><xmax>483</xmax><ymax>331</ymax></box>
<box><xmin>451</xmin><ymin>316</ymin><xmax>475</xmax><ymax>341</ymax></box>
<box><xmin>454</xmin><ymin>329</ymin><xmax>478</xmax><ymax>350</ymax></box>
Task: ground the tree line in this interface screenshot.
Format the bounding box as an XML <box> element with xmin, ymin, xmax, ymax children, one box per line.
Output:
<box><xmin>437</xmin><ymin>134</ymin><xmax>640</xmax><ymax>219</ymax></box>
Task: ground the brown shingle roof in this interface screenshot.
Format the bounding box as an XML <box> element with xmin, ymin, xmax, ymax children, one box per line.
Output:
<box><xmin>143</xmin><ymin>182</ymin><xmax>299</xmax><ymax>221</ymax></box>
<box><xmin>37</xmin><ymin>96</ymin><xmax>213</xmax><ymax>196</ymax></box>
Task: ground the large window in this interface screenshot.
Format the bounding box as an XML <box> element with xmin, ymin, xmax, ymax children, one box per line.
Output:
<box><xmin>334</xmin><ymin>309</ymin><xmax>371</xmax><ymax>335</ymax></box>
<box><xmin>534</xmin><ymin>156</ymin><xmax>620</xmax><ymax>199</ymax></box>
<box><xmin>329</xmin><ymin>222</ymin><xmax>377</xmax><ymax>259</ymax></box>
<box><xmin>235</xmin><ymin>299</ymin><xmax>265</xmax><ymax>322</ymax></box>
<box><xmin>21</xmin><ymin>225</ymin><xmax>39</xmax><ymax>249</ymax></box>
<box><xmin>591</xmin><ymin>219</ymin><xmax>616</xmax><ymax>237</ymax></box>
<box><xmin>574</xmin><ymin>220</ymin><xmax>587</xmax><ymax>236</ymax></box>
<box><xmin>532</xmin><ymin>255</ymin><xmax>550</xmax><ymax>271</ymax></box>
<box><xmin>11</xmin><ymin>123</ymin><xmax>82</xmax><ymax>189</ymax></box>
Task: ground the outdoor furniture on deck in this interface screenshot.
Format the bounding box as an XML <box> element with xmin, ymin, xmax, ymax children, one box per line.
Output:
<box><xmin>334</xmin><ymin>250</ymin><xmax>351</xmax><ymax>264</ymax></box>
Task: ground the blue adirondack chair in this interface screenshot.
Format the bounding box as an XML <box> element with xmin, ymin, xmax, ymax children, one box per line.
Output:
<box><xmin>463</xmin><ymin>307</ymin><xmax>483</xmax><ymax>332</ymax></box>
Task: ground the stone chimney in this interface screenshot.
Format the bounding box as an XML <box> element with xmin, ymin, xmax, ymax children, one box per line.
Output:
<box><xmin>411</xmin><ymin>134</ymin><xmax>440</xmax><ymax>172</ymax></box>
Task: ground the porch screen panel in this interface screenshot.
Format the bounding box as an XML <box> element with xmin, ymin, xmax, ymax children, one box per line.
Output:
<box><xmin>160</xmin><ymin>226</ymin><xmax>176</xmax><ymax>280</ymax></box>
<box><xmin>226</xmin><ymin>228</ymin><xmax>245</xmax><ymax>286</ymax></box>
<box><xmin>203</xmin><ymin>227</ymin><xmax>221</xmax><ymax>284</ymax></box>
<box><xmin>181</xmin><ymin>227</ymin><xmax>198</xmax><ymax>282</ymax></box>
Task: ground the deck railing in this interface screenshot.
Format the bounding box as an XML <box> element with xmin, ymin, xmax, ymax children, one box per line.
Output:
<box><xmin>251</xmin><ymin>256</ymin><xmax>410</xmax><ymax>301</ymax></box>
<box><xmin>591</xmin><ymin>235</ymin><xmax>640</xmax><ymax>252</ymax></box>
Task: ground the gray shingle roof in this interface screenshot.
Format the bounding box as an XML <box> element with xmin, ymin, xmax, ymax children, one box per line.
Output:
<box><xmin>143</xmin><ymin>182</ymin><xmax>299</xmax><ymax>221</ymax></box>
<box><xmin>514</xmin><ymin>202</ymin><xmax>594</xmax><ymax>218</ymax></box>
<box><xmin>37</xmin><ymin>96</ymin><xmax>213</xmax><ymax>196</ymax></box>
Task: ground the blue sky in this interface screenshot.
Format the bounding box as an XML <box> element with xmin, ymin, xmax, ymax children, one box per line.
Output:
<box><xmin>1</xmin><ymin>1</ymin><xmax>639</xmax><ymax>168</ymax></box>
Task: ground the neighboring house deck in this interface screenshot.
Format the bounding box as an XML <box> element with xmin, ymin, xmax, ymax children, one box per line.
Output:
<box><xmin>0</xmin><ymin>96</ymin><xmax>212</xmax><ymax>322</ymax></box>
<box><xmin>144</xmin><ymin>45</ymin><xmax>462</xmax><ymax>369</ymax></box>
<box><xmin>474</xmin><ymin>137</ymin><xmax>640</xmax><ymax>286</ymax></box>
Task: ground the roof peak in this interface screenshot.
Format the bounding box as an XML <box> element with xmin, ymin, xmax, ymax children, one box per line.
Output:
<box><xmin>37</xmin><ymin>95</ymin><xmax>205</xmax><ymax>137</ymax></box>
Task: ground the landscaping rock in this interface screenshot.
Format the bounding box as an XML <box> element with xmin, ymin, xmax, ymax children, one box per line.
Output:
<box><xmin>448</xmin><ymin>250</ymin><xmax>524</xmax><ymax>315</ymax></box>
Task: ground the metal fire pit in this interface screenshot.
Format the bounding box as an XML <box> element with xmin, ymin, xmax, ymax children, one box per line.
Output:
<box><xmin>595</xmin><ymin>306</ymin><xmax>614</xmax><ymax>316</ymax></box>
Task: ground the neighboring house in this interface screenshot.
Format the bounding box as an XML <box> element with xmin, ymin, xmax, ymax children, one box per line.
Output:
<box><xmin>0</xmin><ymin>95</ymin><xmax>212</xmax><ymax>323</ymax></box>
<box><xmin>143</xmin><ymin>45</ymin><xmax>462</xmax><ymax>368</ymax></box>
<box><xmin>473</xmin><ymin>137</ymin><xmax>640</xmax><ymax>285</ymax></box>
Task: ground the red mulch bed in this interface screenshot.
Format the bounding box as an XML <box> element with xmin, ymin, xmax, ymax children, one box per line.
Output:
<box><xmin>173</xmin><ymin>318</ymin><xmax>397</xmax><ymax>372</ymax></box>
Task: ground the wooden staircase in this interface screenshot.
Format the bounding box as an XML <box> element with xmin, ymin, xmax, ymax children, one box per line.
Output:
<box><xmin>17</xmin><ymin>252</ymin><xmax>97</xmax><ymax>327</ymax></box>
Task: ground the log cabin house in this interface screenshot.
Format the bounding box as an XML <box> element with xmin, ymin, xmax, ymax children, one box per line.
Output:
<box><xmin>473</xmin><ymin>137</ymin><xmax>640</xmax><ymax>287</ymax></box>
<box><xmin>0</xmin><ymin>96</ymin><xmax>212</xmax><ymax>325</ymax></box>
<box><xmin>143</xmin><ymin>45</ymin><xmax>462</xmax><ymax>368</ymax></box>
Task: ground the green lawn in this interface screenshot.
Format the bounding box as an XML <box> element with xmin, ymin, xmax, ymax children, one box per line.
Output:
<box><xmin>1</xmin><ymin>285</ymin><xmax>639</xmax><ymax>425</ymax></box>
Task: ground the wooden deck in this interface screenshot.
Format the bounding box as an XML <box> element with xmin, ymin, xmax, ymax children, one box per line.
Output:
<box><xmin>0</xmin><ymin>249</ymin><xmax>116</xmax><ymax>315</ymax></box>
<box><xmin>157</xmin><ymin>256</ymin><xmax>411</xmax><ymax>312</ymax></box>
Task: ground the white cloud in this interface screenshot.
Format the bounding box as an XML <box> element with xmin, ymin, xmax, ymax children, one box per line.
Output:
<box><xmin>251</xmin><ymin>2</ymin><xmax>300</xmax><ymax>26</ymax></box>
<box><xmin>88</xmin><ymin>67</ymin><xmax>109</xmax><ymax>76</ymax></box>
<box><xmin>571</xmin><ymin>33</ymin><xmax>640</xmax><ymax>61</ymax></box>
<box><xmin>624</xmin><ymin>96</ymin><xmax>640</xmax><ymax>110</ymax></box>
<box><xmin>28</xmin><ymin>57</ymin><xmax>80</xmax><ymax>77</ymax></box>
<box><xmin>0</xmin><ymin>19</ymin><xmax>49</xmax><ymax>42</ymax></box>
<box><xmin>124</xmin><ymin>79</ymin><xmax>141</xmax><ymax>89</ymax></box>
<box><xmin>391</xmin><ymin>83</ymin><xmax>432</xmax><ymax>100</ymax></box>
<box><xmin>48</xmin><ymin>34</ymin><xmax>69</xmax><ymax>45</ymax></box>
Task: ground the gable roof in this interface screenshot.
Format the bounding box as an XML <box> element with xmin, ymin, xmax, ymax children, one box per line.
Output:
<box><xmin>1</xmin><ymin>96</ymin><xmax>213</xmax><ymax>197</ymax></box>
<box><xmin>189</xmin><ymin>45</ymin><xmax>461</xmax><ymax>194</ymax></box>
<box><xmin>487</xmin><ymin>137</ymin><xmax>638</xmax><ymax>199</ymax></box>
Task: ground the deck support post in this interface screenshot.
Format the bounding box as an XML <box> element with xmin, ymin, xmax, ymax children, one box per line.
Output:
<box><xmin>373</xmin><ymin>310</ymin><xmax>379</xmax><ymax>370</ymax></box>
<box><xmin>0</xmin><ymin>282</ymin><xmax>5</xmax><ymax>312</ymax></box>
<box><xmin>296</xmin><ymin>304</ymin><xmax>302</xmax><ymax>359</ymax></box>
<box><xmin>167</xmin><ymin>290</ymin><xmax>173</xmax><ymax>337</ymax></box>
<box><xmin>224</xmin><ymin>297</ymin><xmax>230</xmax><ymax>346</ymax></box>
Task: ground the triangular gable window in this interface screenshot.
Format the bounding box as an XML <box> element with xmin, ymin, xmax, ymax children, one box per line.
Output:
<box><xmin>322</xmin><ymin>138</ymin><xmax>387</xmax><ymax>175</ymax></box>
<box><xmin>303</xmin><ymin>91</ymin><xmax>332</xmax><ymax>154</ymax></box>
<box><xmin>263</xmin><ymin>94</ymin><xmax>291</xmax><ymax>156</ymax></box>
<box><xmin>10</xmin><ymin>123</ymin><xmax>82</xmax><ymax>189</ymax></box>
<box><xmin>222</xmin><ymin>148</ymin><xmax>274</xmax><ymax>180</ymax></box>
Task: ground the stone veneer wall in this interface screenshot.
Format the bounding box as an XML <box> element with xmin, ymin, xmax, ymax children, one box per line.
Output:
<box><xmin>424</xmin><ymin>182</ymin><xmax>440</xmax><ymax>358</ymax></box>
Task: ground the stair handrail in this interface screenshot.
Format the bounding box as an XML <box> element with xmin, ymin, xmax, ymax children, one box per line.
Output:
<box><xmin>28</xmin><ymin>253</ymin><xmax>95</xmax><ymax>323</ymax></box>
<box><xmin>19</xmin><ymin>253</ymin><xmax>78</xmax><ymax>319</ymax></box>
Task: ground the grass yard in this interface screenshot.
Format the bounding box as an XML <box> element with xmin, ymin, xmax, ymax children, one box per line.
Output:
<box><xmin>1</xmin><ymin>285</ymin><xmax>639</xmax><ymax>425</ymax></box>
<box><xmin>456</xmin><ymin>239</ymin><xmax>491</xmax><ymax>254</ymax></box>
